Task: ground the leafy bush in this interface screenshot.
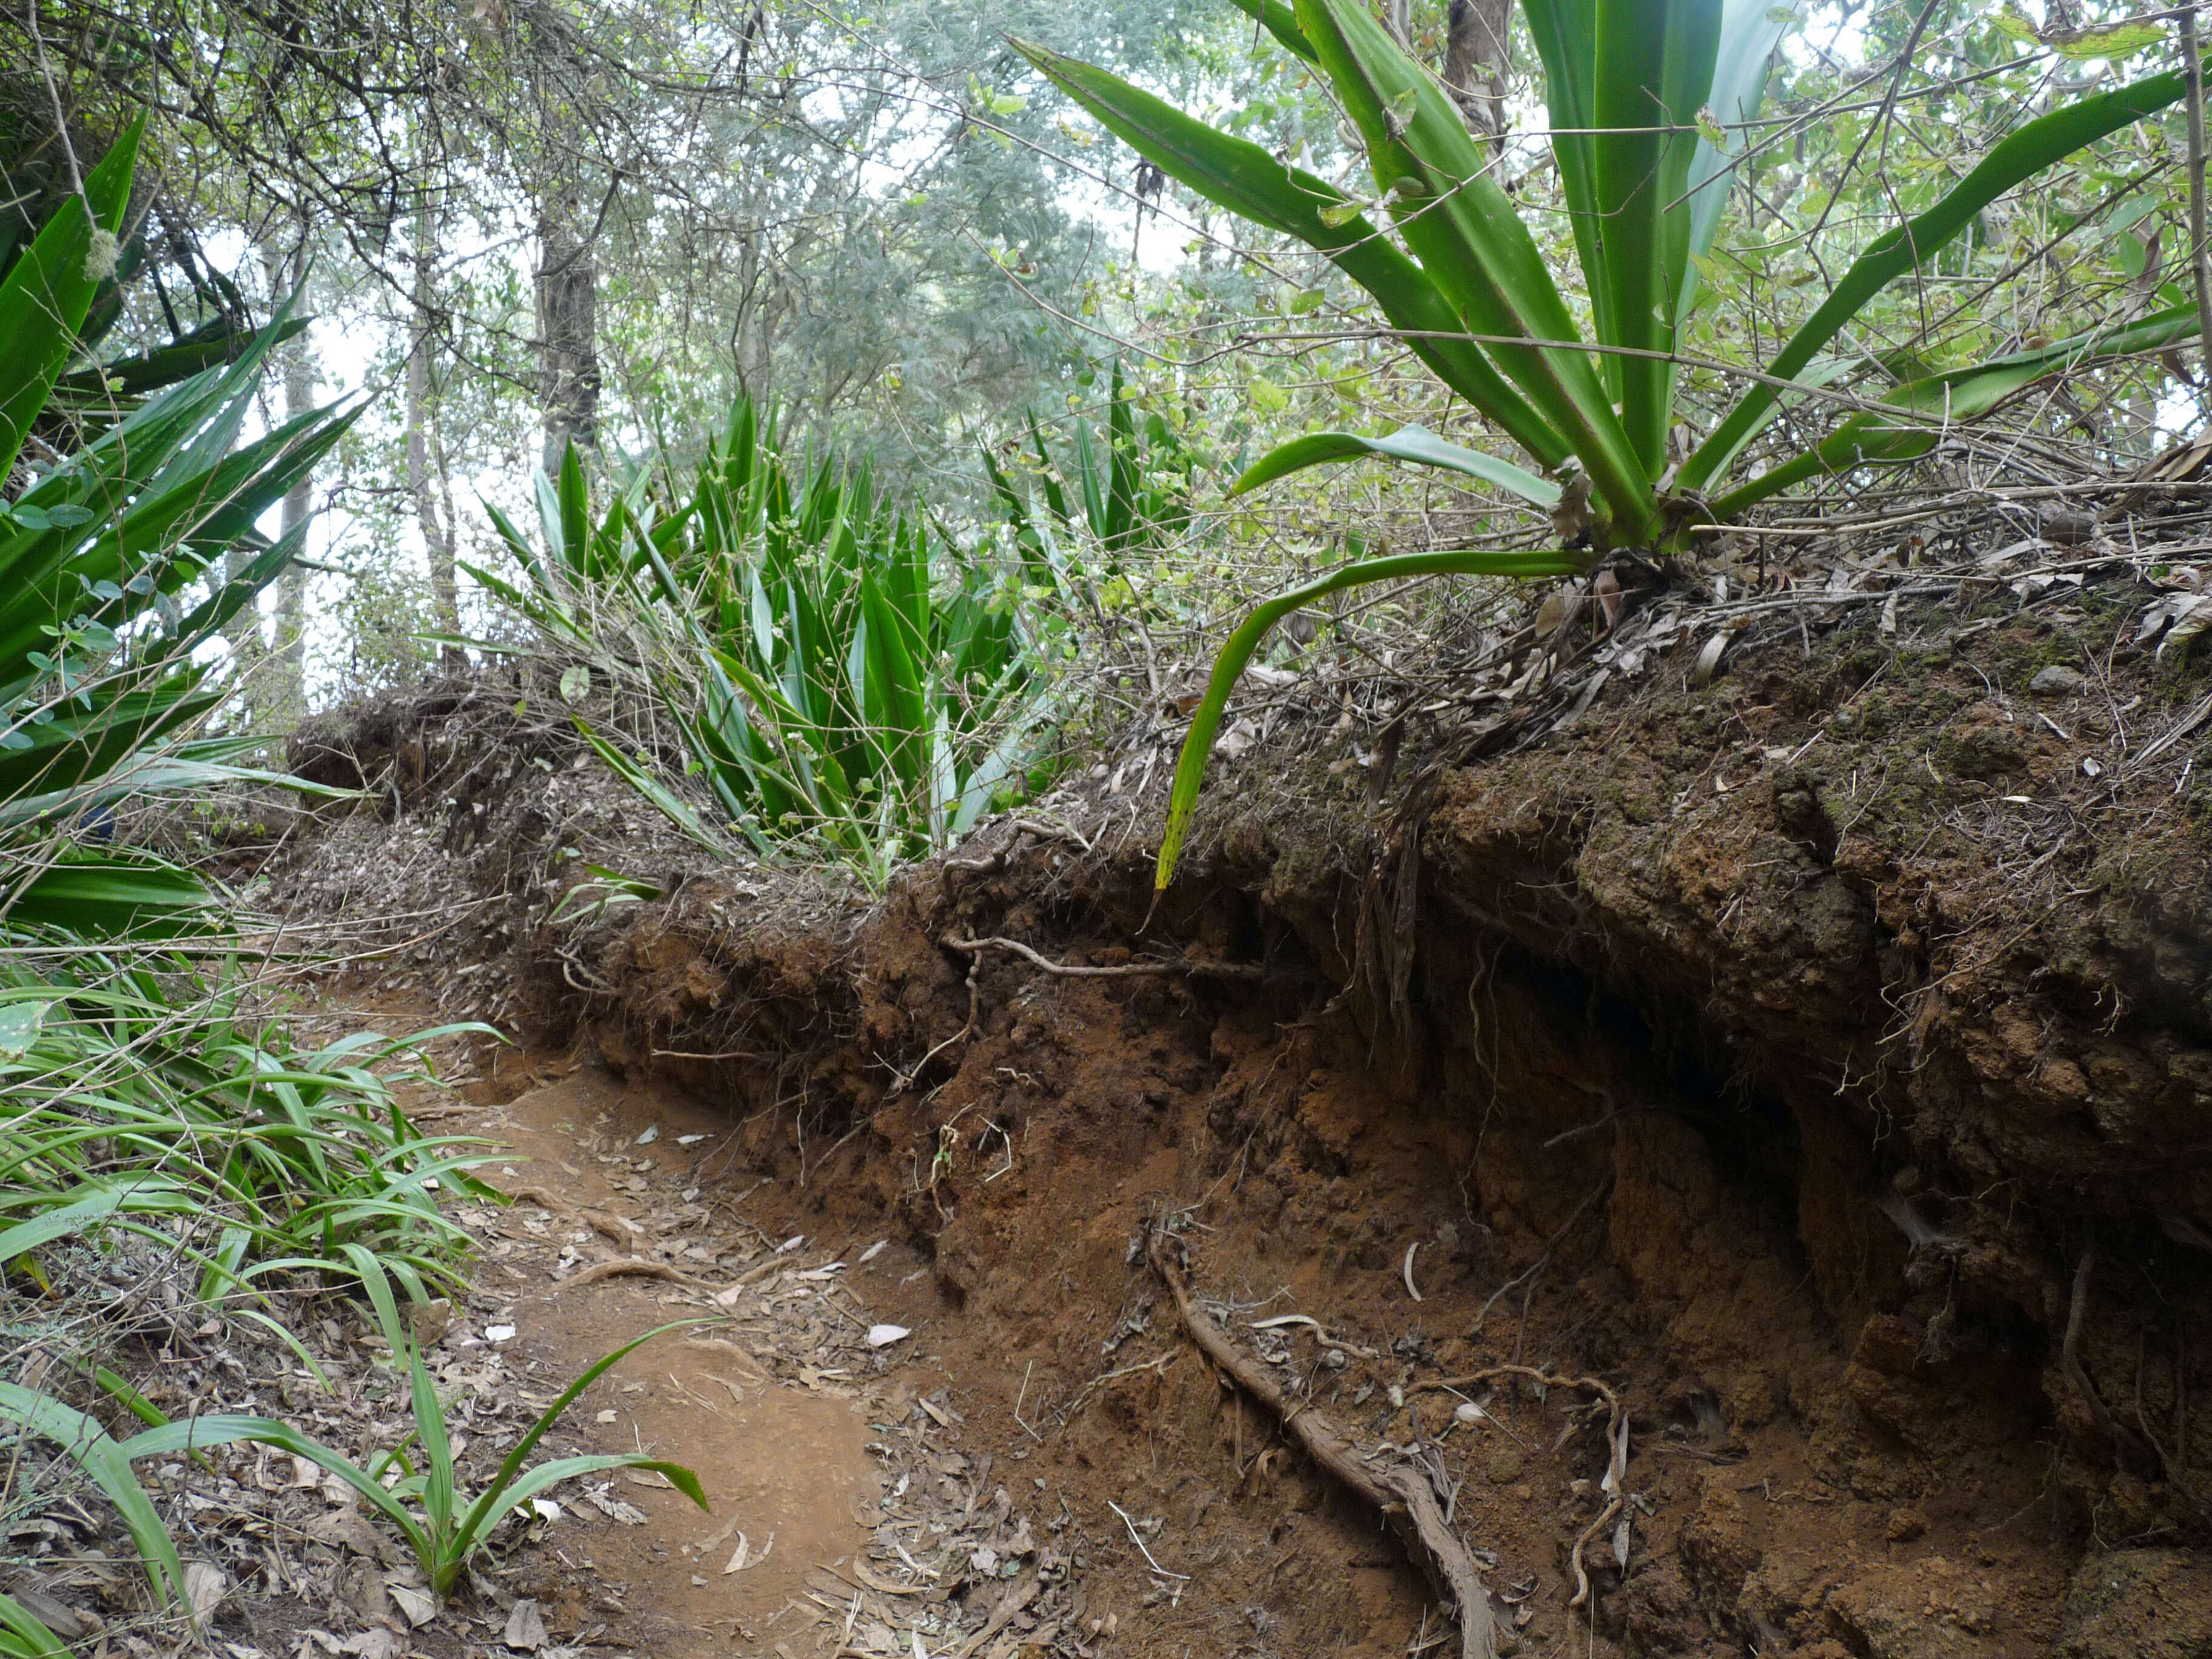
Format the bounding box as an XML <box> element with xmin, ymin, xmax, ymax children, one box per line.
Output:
<box><xmin>474</xmin><ymin>400</ymin><xmax>1081</xmax><ymax>879</ymax></box>
<box><xmin>1018</xmin><ymin>0</ymin><xmax>2200</xmax><ymax>885</ymax></box>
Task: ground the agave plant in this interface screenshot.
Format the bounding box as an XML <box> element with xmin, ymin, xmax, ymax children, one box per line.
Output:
<box><xmin>473</xmin><ymin>401</ymin><xmax>1072</xmax><ymax>877</ymax></box>
<box><xmin>982</xmin><ymin>360</ymin><xmax>1195</xmax><ymax>572</ymax></box>
<box><xmin>1016</xmin><ymin>0</ymin><xmax>2198</xmax><ymax>886</ymax></box>
<box><xmin>0</xmin><ymin>119</ymin><xmax>358</xmax><ymax>931</ymax></box>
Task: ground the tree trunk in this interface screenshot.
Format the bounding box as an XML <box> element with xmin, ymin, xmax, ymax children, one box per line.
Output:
<box><xmin>236</xmin><ymin>236</ymin><xmax>313</xmax><ymax>734</ymax></box>
<box><xmin>270</xmin><ymin>298</ymin><xmax>312</xmax><ymax>725</ymax></box>
<box><xmin>406</xmin><ymin>212</ymin><xmax>460</xmax><ymax>665</ymax></box>
<box><xmin>537</xmin><ymin>179</ymin><xmax>600</xmax><ymax>471</ymax></box>
<box><xmin>1444</xmin><ymin>0</ymin><xmax>1514</xmax><ymax>143</ymax></box>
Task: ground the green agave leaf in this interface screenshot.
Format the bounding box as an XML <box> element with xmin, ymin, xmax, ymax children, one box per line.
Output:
<box><xmin>5</xmin><ymin>855</ymin><xmax>212</xmax><ymax>939</ymax></box>
<box><xmin>1684</xmin><ymin>69</ymin><xmax>2188</xmax><ymax>493</ymax></box>
<box><xmin>1231</xmin><ymin>426</ymin><xmax>1563</xmax><ymax>507</ymax></box>
<box><xmin>1712</xmin><ymin>304</ymin><xmax>2201</xmax><ymax>515</ymax></box>
<box><xmin>1590</xmin><ymin>0</ymin><xmax>1721</xmax><ymax>471</ymax></box>
<box><xmin>1681</xmin><ymin>0</ymin><xmax>1792</xmax><ymax>317</ymax></box>
<box><xmin>1010</xmin><ymin>38</ymin><xmax>1572</xmax><ymax>470</ymax></box>
<box><xmin>0</xmin><ymin>117</ymin><xmax>140</xmax><ymax>483</ymax></box>
<box><xmin>1158</xmin><ymin>545</ymin><xmax>1592</xmax><ymax>890</ymax></box>
<box><xmin>1292</xmin><ymin>0</ymin><xmax>1653</xmax><ymax>531</ymax></box>
<box><xmin>55</xmin><ymin>315</ymin><xmax>312</xmax><ymax>401</ymax></box>
<box><xmin>1225</xmin><ymin>0</ymin><xmax>1318</xmax><ymax>60</ymax></box>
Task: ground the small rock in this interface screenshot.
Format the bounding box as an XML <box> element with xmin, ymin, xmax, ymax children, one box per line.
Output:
<box><xmin>1885</xmin><ymin>1507</ymin><xmax>1928</xmax><ymax>1543</ymax></box>
<box><xmin>1485</xmin><ymin>1449</ymin><xmax>1524</xmax><ymax>1485</ymax></box>
<box><xmin>2030</xmin><ymin>665</ymin><xmax>2086</xmax><ymax>697</ymax></box>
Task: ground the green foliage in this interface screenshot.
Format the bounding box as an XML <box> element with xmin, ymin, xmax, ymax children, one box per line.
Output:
<box><xmin>0</xmin><ymin>1256</ymin><xmax>704</xmax><ymax>1611</ymax></box>
<box><xmin>475</xmin><ymin>401</ymin><xmax>1079</xmax><ymax>879</ymax></box>
<box><xmin>0</xmin><ymin>1592</ymin><xmax>65</xmax><ymax>1658</ymax></box>
<box><xmin>0</xmin><ymin>962</ymin><xmax>495</xmax><ymax>1310</ymax></box>
<box><xmin>1016</xmin><ymin>0</ymin><xmax>2203</xmax><ymax>888</ymax></box>
<box><xmin>0</xmin><ymin>125</ymin><xmax>500</xmax><ymax>1635</ymax></box>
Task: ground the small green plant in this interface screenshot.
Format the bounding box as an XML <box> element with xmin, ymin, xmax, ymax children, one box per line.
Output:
<box><xmin>1017</xmin><ymin>0</ymin><xmax>2201</xmax><ymax>887</ymax></box>
<box><xmin>472</xmin><ymin>399</ymin><xmax>1076</xmax><ymax>879</ymax></box>
<box><xmin>0</xmin><ymin>1594</ymin><xmax>65</xmax><ymax>1659</ymax></box>
<box><xmin>0</xmin><ymin>1252</ymin><xmax>706</xmax><ymax>1610</ymax></box>
<box><xmin>982</xmin><ymin>360</ymin><xmax>1196</xmax><ymax>571</ymax></box>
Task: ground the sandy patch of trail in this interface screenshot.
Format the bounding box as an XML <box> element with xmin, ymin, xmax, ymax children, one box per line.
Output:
<box><xmin>453</xmin><ymin>1060</ymin><xmax>885</xmax><ymax>1656</ymax></box>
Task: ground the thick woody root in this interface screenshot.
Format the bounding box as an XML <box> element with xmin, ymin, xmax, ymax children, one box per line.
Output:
<box><xmin>1145</xmin><ymin>1230</ymin><xmax>1498</xmax><ymax>1659</ymax></box>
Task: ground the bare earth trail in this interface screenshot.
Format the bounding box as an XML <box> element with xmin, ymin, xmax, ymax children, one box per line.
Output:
<box><xmin>440</xmin><ymin>1054</ymin><xmax>880</xmax><ymax>1658</ymax></box>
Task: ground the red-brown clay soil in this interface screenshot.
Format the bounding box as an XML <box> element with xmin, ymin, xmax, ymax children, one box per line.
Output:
<box><xmin>275</xmin><ymin>593</ymin><xmax>2212</xmax><ymax>1658</ymax></box>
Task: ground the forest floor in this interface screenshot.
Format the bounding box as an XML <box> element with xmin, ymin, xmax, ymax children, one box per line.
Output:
<box><xmin>49</xmin><ymin>508</ymin><xmax>2212</xmax><ymax>1659</ymax></box>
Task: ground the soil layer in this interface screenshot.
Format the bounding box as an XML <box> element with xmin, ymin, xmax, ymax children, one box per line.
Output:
<box><xmin>271</xmin><ymin>572</ymin><xmax>2212</xmax><ymax>1658</ymax></box>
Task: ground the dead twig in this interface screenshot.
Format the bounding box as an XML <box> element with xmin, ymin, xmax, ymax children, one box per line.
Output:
<box><xmin>1145</xmin><ymin>1227</ymin><xmax>1497</xmax><ymax>1659</ymax></box>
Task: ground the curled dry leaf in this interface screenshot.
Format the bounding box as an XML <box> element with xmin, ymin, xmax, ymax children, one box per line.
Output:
<box><xmin>1594</xmin><ymin>568</ymin><xmax>1621</xmax><ymax>630</ymax></box>
<box><xmin>2158</xmin><ymin>594</ymin><xmax>2212</xmax><ymax>660</ymax></box>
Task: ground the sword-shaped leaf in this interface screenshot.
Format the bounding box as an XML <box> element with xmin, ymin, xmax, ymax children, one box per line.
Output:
<box><xmin>1683</xmin><ymin>70</ymin><xmax>2189</xmax><ymax>492</ymax></box>
<box><xmin>1231</xmin><ymin>424</ymin><xmax>1563</xmax><ymax>507</ymax></box>
<box><xmin>1158</xmin><ymin>546</ymin><xmax>1591</xmax><ymax>890</ymax></box>
<box><xmin>1011</xmin><ymin>38</ymin><xmax>1572</xmax><ymax>470</ymax></box>
<box><xmin>1293</xmin><ymin>0</ymin><xmax>1654</xmax><ymax>534</ymax></box>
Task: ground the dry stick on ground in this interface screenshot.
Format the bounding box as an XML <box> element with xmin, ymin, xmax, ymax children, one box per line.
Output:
<box><xmin>943</xmin><ymin>935</ymin><xmax>1265</xmax><ymax>980</ymax></box>
<box><xmin>1144</xmin><ymin>1230</ymin><xmax>1499</xmax><ymax>1659</ymax></box>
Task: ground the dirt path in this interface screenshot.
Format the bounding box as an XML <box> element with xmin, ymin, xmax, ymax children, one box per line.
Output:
<box><xmin>452</xmin><ymin>1057</ymin><xmax>883</xmax><ymax>1656</ymax></box>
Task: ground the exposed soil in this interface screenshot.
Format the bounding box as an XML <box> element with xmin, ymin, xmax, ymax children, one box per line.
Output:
<box><xmin>254</xmin><ymin>553</ymin><xmax>2212</xmax><ymax>1658</ymax></box>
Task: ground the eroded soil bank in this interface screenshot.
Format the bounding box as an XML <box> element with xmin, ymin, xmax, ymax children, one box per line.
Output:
<box><xmin>270</xmin><ymin>565</ymin><xmax>2212</xmax><ymax>1658</ymax></box>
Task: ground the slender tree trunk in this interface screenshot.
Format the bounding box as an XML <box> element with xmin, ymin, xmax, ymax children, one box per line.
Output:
<box><xmin>1444</xmin><ymin>0</ymin><xmax>1514</xmax><ymax>143</ymax></box>
<box><xmin>536</xmin><ymin>178</ymin><xmax>600</xmax><ymax>471</ymax></box>
<box><xmin>235</xmin><ymin>236</ymin><xmax>313</xmax><ymax>732</ymax></box>
<box><xmin>270</xmin><ymin>298</ymin><xmax>312</xmax><ymax>722</ymax></box>
<box><xmin>406</xmin><ymin>211</ymin><xmax>460</xmax><ymax>666</ymax></box>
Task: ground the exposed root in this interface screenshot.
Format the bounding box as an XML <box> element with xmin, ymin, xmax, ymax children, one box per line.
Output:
<box><xmin>560</xmin><ymin>1259</ymin><xmax>719</xmax><ymax>1290</ymax></box>
<box><xmin>1415</xmin><ymin>1366</ymin><xmax>1627</xmax><ymax>1608</ymax></box>
<box><xmin>944</xmin><ymin>934</ymin><xmax>1265</xmax><ymax>980</ymax></box>
<box><xmin>1145</xmin><ymin>1228</ymin><xmax>1498</xmax><ymax>1659</ymax></box>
